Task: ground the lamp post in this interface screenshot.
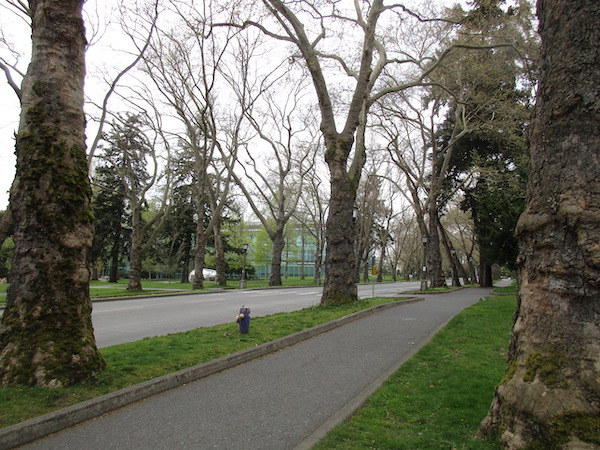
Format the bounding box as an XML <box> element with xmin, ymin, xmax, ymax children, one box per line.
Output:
<box><xmin>420</xmin><ymin>234</ymin><xmax>428</xmax><ymax>291</ymax></box>
<box><xmin>240</xmin><ymin>243</ymin><xmax>248</xmax><ymax>289</ymax></box>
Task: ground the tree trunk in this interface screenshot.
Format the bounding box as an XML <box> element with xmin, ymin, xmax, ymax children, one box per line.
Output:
<box><xmin>322</xmin><ymin>155</ymin><xmax>358</xmax><ymax>304</ymax></box>
<box><xmin>427</xmin><ymin>206</ymin><xmax>446</xmax><ymax>288</ymax></box>
<box><xmin>0</xmin><ymin>0</ymin><xmax>105</xmax><ymax>387</ymax></box>
<box><xmin>300</xmin><ymin>227</ymin><xmax>305</xmax><ymax>280</ymax></box>
<box><xmin>192</xmin><ymin>225</ymin><xmax>207</xmax><ymax>290</ymax></box>
<box><xmin>264</xmin><ymin>0</ymin><xmax>379</xmax><ymax>303</ymax></box>
<box><xmin>269</xmin><ymin>228</ymin><xmax>284</xmax><ymax>286</ymax></box>
<box><xmin>362</xmin><ymin>260</ymin><xmax>369</xmax><ymax>283</ymax></box>
<box><xmin>314</xmin><ymin>239</ymin><xmax>323</xmax><ymax>286</ymax></box>
<box><xmin>479</xmin><ymin>254</ymin><xmax>493</xmax><ymax>288</ymax></box>
<box><xmin>127</xmin><ymin>208</ymin><xmax>143</xmax><ymax>290</ymax></box>
<box><xmin>180</xmin><ymin>231</ymin><xmax>191</xmax><ymax>284</ymax></box>
<box><xmin>91</xmin><ymin>265</ymin><xmax>99</xmax><ymax>281</ymax></box>
<box><xmin>109</xmin><ymin>235</ymin><xmax>121</xmax><ymax>283</ymax></box>
<box><xmin>213</xmin><ymin>220</ymin><xmax>226</xmax><ymax>286</ymax></box>
<box><xmin>437</xmin><ymin>215</ymin><xmax>461</xmax><ymax>287</ymax></box>
<box><xmin>376</xmin><ymin>245</ymin><xmax>385</xmax><ymax>283</ymax></box>
<box><xmin>479</xmin><ymin>1</ymin><xmax>600</xmax><ymax>447</ymax></box>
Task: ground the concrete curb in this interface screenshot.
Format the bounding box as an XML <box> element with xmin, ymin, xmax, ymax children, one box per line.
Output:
<box><xmin>0</xmin><ymin>298</ymin><xmax>423</xmax><ymax>450</ymax></box>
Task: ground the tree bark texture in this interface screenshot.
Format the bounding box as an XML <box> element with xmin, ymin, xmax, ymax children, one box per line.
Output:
<box><xmin>322</xmin><ymin>147</ymin><xmax>359</xmax><ymax>304</ymax></box>
<box><xmin>479</xmin><ymin>257</ymin><xmax>493</xmax><ymax>288</ymax></box>
<box><xmin>438</xmin><ymin>217</ymin><xmax>461</xmax><ymax>287</ymax></box>
<box><xmin>314</xmin><ymin>246</ymin><xmax>323</xmax><ymax>286</ymax></box>
<box><xmin>126</xmin><ymin>208</ymin><xmax>143</xmax><ymax>290</ymax></box>
<box><xmin>480</xmin><ymin>1</ymin><xmax>600</xmax><ymax>447</ymax></box>
<box><xmin>427</xmin><ymin>206</ymin><xmax>447</xmax><ymax>288</ymax></box>
<box><xmin>213</xmin><ymin>220</ymin><xmax>227</xmax><ymax>286</ymax></box>
<box><xmin>193</xmin><ymin>221</ymin><xmax>207</xmax><ymax>290</ymax></box>
<box><xmin>0</xmin><ymin>0</ymin><xmax>105</xmax><ymax>387</ymax></box>
<box><xmin>109</xmin><ymin>241</ymin><xmax>120</xmax><ymax>283</ymax></box>
<box><xmin>180</xmin><ymin>232</ymin><xmax>191</xmax><ymax>284</ymax></box>
<box><xmin>269</xmin><ymin>228</ymin><xmax>285</xmax><ymax>286</ymax></box>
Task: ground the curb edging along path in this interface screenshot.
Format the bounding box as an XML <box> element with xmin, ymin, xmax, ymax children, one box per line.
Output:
<box><xmin>0</xmin><ymin>298</ymin><xmax>423</xmax><ymax>450</ymax></box>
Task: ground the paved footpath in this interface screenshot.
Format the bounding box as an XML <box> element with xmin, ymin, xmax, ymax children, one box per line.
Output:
<box><xmin>20</xmin><ymin>286</ymin><xmax>500</xmax><ymax>450</ymax></box>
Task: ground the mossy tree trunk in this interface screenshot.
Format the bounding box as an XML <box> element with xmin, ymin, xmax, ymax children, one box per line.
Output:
<box><xmin>479</xmin><ymin>0</ymin><xmax>600</xmax><ymax>447</ymax></box>
<box><xmin>0</xmin><ymin>0</ymin><xmax>105</xmax><ymax>387</ymax></box>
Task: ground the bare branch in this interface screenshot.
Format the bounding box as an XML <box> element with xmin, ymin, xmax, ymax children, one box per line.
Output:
<box><xmin>0</xmin><ymin>57</ymin><xmax>22</xmax><ymax>102</ymax></box>
<box><xmin>87</xmin><ymin>0</ymin><xmax>160</xmax><ymax>165</ymax></box>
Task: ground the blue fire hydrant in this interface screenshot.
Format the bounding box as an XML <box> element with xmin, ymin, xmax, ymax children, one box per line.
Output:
<box><xmin>237</xmin><ymin>306</ymin><xmax>251</xmax><ymax>334</ymax></box>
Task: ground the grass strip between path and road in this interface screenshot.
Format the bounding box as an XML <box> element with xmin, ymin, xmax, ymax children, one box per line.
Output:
<box><xmin>1</xmin><ymin>291</ymin><xmax>516</xmax><ymax>449</ymax></box>
<box><xmin>315</xmin><ymin>294</ymin><xmax>516</xmax><ymax>450</ymax></box>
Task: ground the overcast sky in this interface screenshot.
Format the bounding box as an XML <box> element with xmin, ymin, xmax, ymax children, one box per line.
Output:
<box><xmin>0</xmin><ymin>9</ymin><xmax>23</xmax><ymax>211</ymax></box>
<box><xmin>0</xmin><ymin>0</ymin><xmax>462</xmax><ymax>212</ymax></box>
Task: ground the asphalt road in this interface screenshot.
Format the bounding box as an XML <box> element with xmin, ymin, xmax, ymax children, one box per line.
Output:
<box><xmin>92</xmin><ymin>281</ymin><xmax>425</xmax><ymax>348</ymax></box>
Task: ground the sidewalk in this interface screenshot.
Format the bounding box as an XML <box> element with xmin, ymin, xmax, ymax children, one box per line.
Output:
<box><xmin>6</xmin><ymin>286</ymin><xmax>499</xmax><ymax>449</ymax></box>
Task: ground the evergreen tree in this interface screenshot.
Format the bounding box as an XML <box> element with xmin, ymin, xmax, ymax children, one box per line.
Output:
<box><xmin>91</xmin><ymin>166</ymin><xmax>128</xmax><ymax>282</ymax></box>
<box><xmin>100</xmin><ymin>114</ymin><xmax>154</xmax><ymax>290</ymax></box>
<box><xmin>433</xmin><ymin>0</ymin><xmax>535</xmax><ymax>284</ymax></box>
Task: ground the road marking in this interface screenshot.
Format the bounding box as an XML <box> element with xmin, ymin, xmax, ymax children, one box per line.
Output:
<box><xmin>249</xmin><ymin>291</ymin><xmax>289</xmax><ymax>296</ymax></box>
<box><xmin>183</xmin><ymin>298</ymin><xmax>222</xmax><ymax>304</ymax></box>
<box><xmin>95</xmin><ymin>306</ymin><xmax>145</xmax><ymax>313</ymax></box>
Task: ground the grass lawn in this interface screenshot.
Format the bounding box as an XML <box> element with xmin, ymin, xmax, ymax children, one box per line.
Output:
<box><xmin>315</xmin><ymin>295</ymin><xmax>516</xmax><ymax>449</ymax></box>
<box><xmin>492</xmin><ymin>283</ymin><xmax>518</xmax><ymax>295</ymax></box>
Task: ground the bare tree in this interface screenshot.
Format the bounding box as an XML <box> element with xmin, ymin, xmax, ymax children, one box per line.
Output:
<box><xmin>0</xmin><ymin>0</ymin><xmax>105</xmax><ymax>387</ymax></box>
<box><xmin>376</xmin><ymin>86</ymin><xmax>471</xmax><ymax>288</ymax></box>
<box><xmin>215</xmin><ymin>1</ymin><xmax>467</xmax><ymax>302</ymax></box>
<box><xmin>296</xmin><ymin>165</ymin><xmax>328</xmax><ymax>285</ymax></box>
<box><xmin>233</xmin><ymin>73</ymin><xmax>317</xmax><ymax>286</ymax></box>
<box><xmin>439</xmin><ymin>204</ymin><xmax>476</xmax><ymax>284</ymax></box>
<box><xmin>0</xmin><ymin>4</ymin><xmax>28</xmax><ymax>249</ymax></box>
<box><xmin>387</xmin><ymin>206</ymin><xmax>419</xmax><ymax>281</ymax></box>
<box><xmin>0</xmin><ymin>25</ymin><xmax>24</xmax><ymax>102</ymax></box>
<box><xmin>140</xmin><ymin>1</ymin><xmax>246</xmax><ymax>289</ymax></box>
<box><xmin>86</xmin><ymin>0</ymin><xmax>160</xmax><ymax>166</ymax></box>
